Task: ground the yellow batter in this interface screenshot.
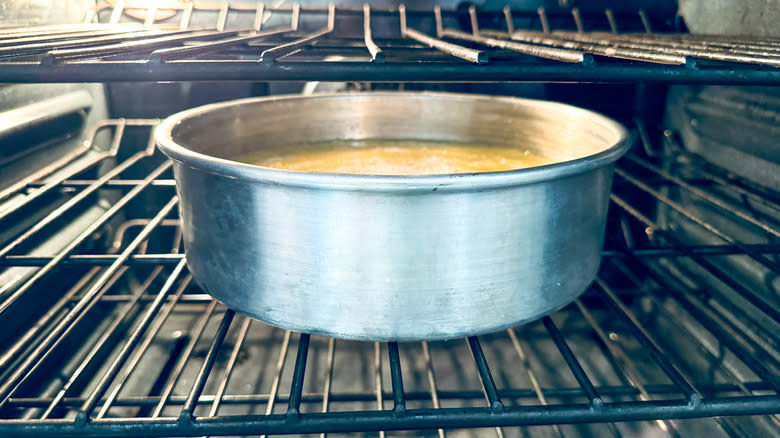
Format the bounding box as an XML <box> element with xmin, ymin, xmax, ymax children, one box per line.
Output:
<box><xmin>236</xmin><ymin>140</ymin><xmax>552</xmax><ymax>175</ymax></box>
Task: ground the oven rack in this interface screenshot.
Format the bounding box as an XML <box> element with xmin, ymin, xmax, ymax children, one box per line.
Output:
<box><xmin>1</xmin><ymin>3</ymin><xmax>780</xmax><ymax>84</ymax></box>
<box><xmin>0</xmin><ymin>119</ymin><xmax>778</xmax><ymax>437</ymax></box>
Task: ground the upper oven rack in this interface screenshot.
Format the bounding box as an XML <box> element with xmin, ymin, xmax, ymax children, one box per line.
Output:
<box><xmin>0</xmin><ymin>119</ymin><xmax>778</xmax><ymax>437</ymax></box>
<box><xmin>1</xmin><ymin>3</ymin><xmax>780</xmax><ymax>84</ymax></box>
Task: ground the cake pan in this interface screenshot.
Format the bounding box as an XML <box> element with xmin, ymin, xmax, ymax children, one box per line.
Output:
<box><xmin>156</xmin><ymin>92</ymin><xmax>629</xmax><ymax>341</ymax></box>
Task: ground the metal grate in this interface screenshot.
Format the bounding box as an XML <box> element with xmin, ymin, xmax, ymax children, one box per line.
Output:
<box><xmin>1</xmin><ymin>3</ymin><xmax>780</xmax><ymax>83</ymax></box>
<box><xmin>0</xmin><ymin>118</ymin><xmax>778</xmax><ymax>437</ymax></box>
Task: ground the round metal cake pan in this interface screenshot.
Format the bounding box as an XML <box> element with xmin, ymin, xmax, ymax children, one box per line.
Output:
<box><xmin>156</xmin><ymin>92</ymin><xmax>629</xmax><ymax>341</ymax></box>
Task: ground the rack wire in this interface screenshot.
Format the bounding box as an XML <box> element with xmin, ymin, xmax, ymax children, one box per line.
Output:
<box><xmin>1</xmin><ymin>3</ymin><xmax>780</xmax><ymax>83</ymax></box>
<box><xmin>0</xmin><ymin>119</ymin><xmax>778</xmax><ymax>437</ymax></box>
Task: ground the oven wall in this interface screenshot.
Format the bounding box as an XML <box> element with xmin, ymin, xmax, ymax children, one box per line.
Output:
<box><xmin>670</xmin><ymin>0</ymin><xmax>780</xmax><ymax>190</ymax></box>
<box><xmin>655</xmin><ymin>0</ymin><xmax>780</xmax><ymax>404</ymax></box>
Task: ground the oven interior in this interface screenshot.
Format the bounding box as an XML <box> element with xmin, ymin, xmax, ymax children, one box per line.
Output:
<box><xmin>0</xmin><ymin>1</ymin><xmax>778</xmax><ymax>437</ymax></box>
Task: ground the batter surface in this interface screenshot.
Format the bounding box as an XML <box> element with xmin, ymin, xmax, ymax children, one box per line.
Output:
<box><xmin>236</xmin><ymin>140</ymin><xmax>553</xmax><ymax>175</ymax></box>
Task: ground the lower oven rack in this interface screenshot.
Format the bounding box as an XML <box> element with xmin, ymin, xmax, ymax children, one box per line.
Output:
<box><xmin>0</xmin><ymin>119</ymin><xmax>777</xmax><ymax>437</ymax></box>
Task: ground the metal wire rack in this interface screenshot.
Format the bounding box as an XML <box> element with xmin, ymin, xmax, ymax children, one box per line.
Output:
<box><xmin>1</xmin><ymin>3</ymin><xmax>780</xmax><ymax>83</ymax></box>
<box><xmin>0</xmin><ymin>118</ymin><xmax>778</xmax><ymax>437</ymax></box>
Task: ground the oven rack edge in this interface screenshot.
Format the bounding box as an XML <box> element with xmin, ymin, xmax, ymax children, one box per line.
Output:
<box><xmin>0</xmin><ymin>3</ymin><xmax>780</xmax><ymax>84</ymax></box>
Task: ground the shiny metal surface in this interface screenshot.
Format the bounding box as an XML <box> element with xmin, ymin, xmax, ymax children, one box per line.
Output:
<box><xmin>156</xmin><ymin>92</ymin><xmax>628</xmax><ymax>341</ymax></box>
